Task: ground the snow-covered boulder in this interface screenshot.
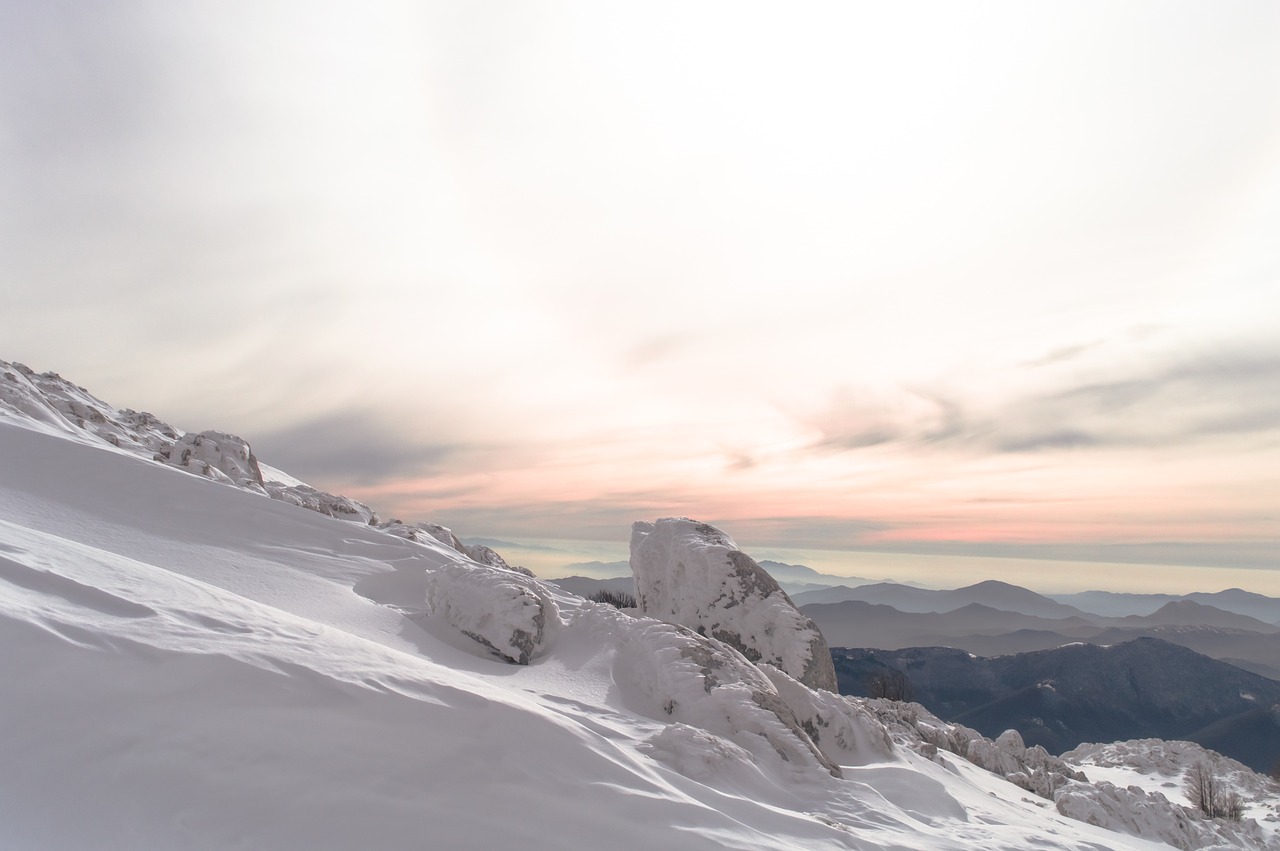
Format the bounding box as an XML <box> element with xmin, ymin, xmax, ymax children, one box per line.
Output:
<box><xmin>629</xmin><ymin>518</ymin><xmax>837</xmax><ymax>692</ymax></box>
<box><xmin>425</xmin><ymin>563</ymin><xmax>556</xmax><ymax>665</ymax></box>
<box><xmin>162</xmin><ymin>430</ymin><xmax>267</xmax><ymax>493</ymax></box>
<box><xmin>600</xmin><ymin>607</ymin><xmax>840</xmax><ymax>778</ymax></box>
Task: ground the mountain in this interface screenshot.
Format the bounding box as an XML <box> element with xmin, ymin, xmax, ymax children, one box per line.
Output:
<box><xmin>4</xmin><ymin>359</ymin><xmax>1279</xmax><ymax>851</ymax></box>
<box><xmin>548</xmin><ymin>574</ymin><xmax>636</xmax><ymax>598</ymax></box>
<box><xmin>1084</xmin><ymin>625</ymin><xmax>1280</xmax><ymax>681</ymax></box>
<box><xmin>831</xmin><ymin>638</ymin><xmax>1280</xmax><ymax>772</ymax></box>
<box><xmin>1052</xmin><ymin>588</ymin><xmax>1280</xmax><ymax>623</ymax></box>
<box><xmin>802</xmin><ymin>600</ymin><xmax>1096</xmax><ymax>649</ymax></box>
<box><xmin>946</xmin><ymin>580</ymin><xmax>1092</xmax><ymax>619</ymax></box>
<box><xmin>556</xmin><ymin>559</ymin><xmax>633</xmax><ymax>579</ymax></box>
<box><xmin>757</xmin><ymin>559</ymin><xmax>871</xmax><ymax>588</ymax></box>
<box><xmin>1185</xmin><ymin>589</ymin><xmax>1280</xmax><ymax>626</ymax></box>
<box><xmin>1131</xmin><ymin>600</ymin><xmax>1280</xmax><ymax>633</ymax></box>
<box><xmin>794</xmin><ymin>580</ymin><xmax>1089</xmax><ymax>619</ymax></box>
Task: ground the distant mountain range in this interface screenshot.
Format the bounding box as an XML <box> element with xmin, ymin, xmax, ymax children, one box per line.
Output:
<box><xmin>548</xmin><ymin>575</ymin><xmax>636</xmax><ymax>599</ymax></box>
<box><xmin>553</xmin><ymin>559</ymin><xmax>871</xmax><ymax>596</ymax></box>
<box><xmin>793</xmin><ymin>580</ymin><xmax>1090</xmax><ymax>619</ymax></box>
<box><xmin>802</xmin><ymin>591</ymin><xmax>1280</xmax><ymax>680</ymax></box>
<box><xmin>832</xmin><ymin>638</ymin><xmax>1280</xmax><ymax>773</ymax></box>
<box><xmin>1050</xmin><ymin>588</ymin><xmax>1280</xmax><ymax>624</ymax></box>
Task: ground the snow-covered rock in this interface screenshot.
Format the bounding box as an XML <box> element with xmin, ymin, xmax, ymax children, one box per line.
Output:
<box><xmin>266</xmin><ymin>482</ymin><xmax>381</xmax><ymax>524</ymax></box>
<box><xmin>1063</xmin><ymin>739</ymin><xmax>1275</xmax><ymax>803</ymax></box>
<box><xmin>629</xmin><ymin>518</ymin><xmax>837</xmax><ymax>692</ymax></box>
<box><xmin>379</xmin><ymin>520</ymin><xmax>530</xmax><ymax>573</ymax></box>
<box><xmin>0</xmin><ymin>361</ymin><xmax>179</xmax><ymax>453</ymax></box>
<box><xmin>461</xmin><ymin>542</ymin><xmax>534</xmax><ymax>576</ymax></box>
<box><xmin>868</xmin><ymin>700</ymin><xmax>1088</xmax><ymax>798</ymax></box>
<box><xmin>597</xmin><ymin>605</ymin><xmax>841</xmax><ymax>778</ymax></box>
<box><xmin>1055</xmin><ymin>780</ymin><xmax>1272</xmax><ymax>851</ymax></box>
<box><xmin>758</xmin><ymin>664</ymin><xmax>895</xmax><ymax>766</ymax></box>
<box><xmin>1062</xmin><ymin>739</ymin><xmax>1280</xmax><ymax>847</ymax></box>
<box><xmin>162</xmin><ymin>430</ymin><xmax>267</xmax><ymax>493</ymax></box>
<box><xmin>380</xmin><ymin>519</ymin><xmax>469</xmax><ymax>549</ymax></box>
<box><xmin>424</xmin><ymin>562</ymin><xmax>556</xmax><ymax>665</ymax></box>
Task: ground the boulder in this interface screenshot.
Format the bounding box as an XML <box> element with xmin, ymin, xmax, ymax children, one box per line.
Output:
<box><xmin>163</xmin><ymin>430</ymin><xmax>266</xmax><ymax>493</ymax></box>
<box><xmin>630</xmin><ymin>518</ymin><xmax>837</xmax><ymax>692</ymax></box>
<box><xmin>425</xmin><ymin>562</ymin><xmax>555</xmax><ymax>665</ymax></box>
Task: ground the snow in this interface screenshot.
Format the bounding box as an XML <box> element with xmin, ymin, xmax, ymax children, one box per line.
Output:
<box><xmin>2</xmin><ymin>362</ymin><xmax>1278</xmax><ymax>851</ymax></box>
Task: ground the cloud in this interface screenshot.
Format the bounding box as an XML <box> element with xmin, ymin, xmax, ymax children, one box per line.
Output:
<box><xmin>801</xmin><ymin>345</ymin><xmax>1280</xmax><ymax>457</ymax></box>
<box><xmin>251</xmin><ymin>412</ymin><xmax>461</xmax><ymax>487</ymax></box>
<box><xmin>1022</xmin><ymin>341</ymin><xmax>1101</xmax><ymax>368</ymax></box>
<box><xmin>805</xmin><ymin>385</ymin><xmax>958</xmax><ymax>451</ymax></box>
<box><xmin>998</xmin><ymin>348</ymin><xmax>1280</xmax><ymax>451</ymax></box>
<box><xmin>418</xmin><ymin>498</ymin><xmax>892</xmax><ymax>552</ymax></box>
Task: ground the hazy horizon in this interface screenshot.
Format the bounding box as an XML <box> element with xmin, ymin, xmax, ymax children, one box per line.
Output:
<box><xmin>452</xmin><ymin>534</ymin><xmax>1280</xmax><ymax>597</ymax></box>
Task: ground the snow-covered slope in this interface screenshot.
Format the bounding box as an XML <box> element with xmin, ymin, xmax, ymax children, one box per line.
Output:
<box><xmin>2</xmin><ymin>363</ymin><xmax>1277</xmax><ymax>850</ymax></box>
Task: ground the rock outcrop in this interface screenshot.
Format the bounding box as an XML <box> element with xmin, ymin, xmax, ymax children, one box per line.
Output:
<box><xmin>630</xmin><ymin>518</ymin><xmax>837</xmax><ymax>692</ymax></box>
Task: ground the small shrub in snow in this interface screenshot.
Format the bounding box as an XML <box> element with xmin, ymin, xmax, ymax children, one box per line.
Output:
<box><xmin>589</xmin><ymin>589</ymin><xmax>636</xmax><ymax>609</ymax></box>
<box><xmin>1185</xmin><ymin>762</ymin><xmax>1243</xmax><ymax>820</ymax></box>
<box><xmin>867</xmin><ymin>669</ymin><xmax>914</xmax><ymax>702</ymax></box>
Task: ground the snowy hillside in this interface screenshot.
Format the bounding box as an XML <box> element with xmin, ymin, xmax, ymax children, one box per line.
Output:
<box><xmin>2</xmin><ymin>361</ymin><xmax>1278</xmax><ymax>851</ymax></box>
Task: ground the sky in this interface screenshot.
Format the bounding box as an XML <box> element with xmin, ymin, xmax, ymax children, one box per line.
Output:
<box><xmin>2</xmin><ymin>1</ymin><xmax>1278</xmax><ymax>589</ymax></box>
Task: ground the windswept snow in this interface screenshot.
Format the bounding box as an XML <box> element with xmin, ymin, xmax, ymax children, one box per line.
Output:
<box><xmin>2</xmin><ymin>362</ymin><xmax>1278</xmax><ymax>851</ymax></box>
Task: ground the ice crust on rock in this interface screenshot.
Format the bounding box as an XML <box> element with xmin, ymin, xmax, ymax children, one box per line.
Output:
<box><xmin>425</xmin><ymin>562</ymin><xmax>556</xmax><ymax>665</ymax></box>
<box><xmin>629</xmin><ymin>518</ymin><xmax>838</xmax><ymax>692</ymax></box>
